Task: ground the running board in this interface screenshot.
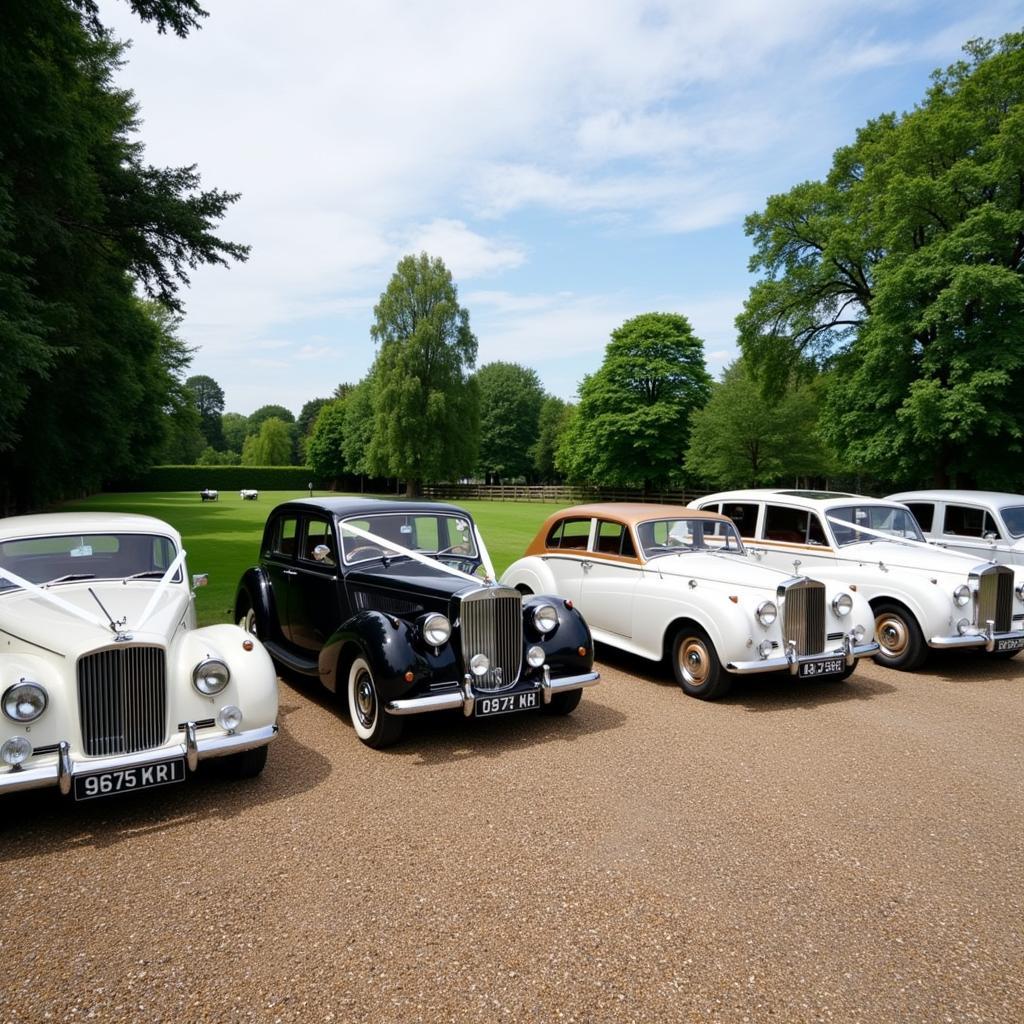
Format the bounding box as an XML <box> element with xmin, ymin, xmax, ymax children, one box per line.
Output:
<box><xmin>262</xmin><ymin>641</ymin><xmax>320</xmax><ymax>677</ymax></box>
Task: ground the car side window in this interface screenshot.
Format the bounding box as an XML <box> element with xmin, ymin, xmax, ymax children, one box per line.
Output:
<box><xmin>594</xmin><ymin>520</ymin><xmax>636</xmax><ymax>557</ymax></box>
<box><xmin>943</xmin><ymin>505</ymin><xmax>1000</xmax><ymax>539</ymax></box>
<box><xmin>807</xmin><ymin>513</ymin><xmax>828</xmax><ymax>546</ymax></box>
<box><xmin>721</xmin><ymin>502</ymin><xmax>759</xmax><ymax>538</ymax></box>
<box><xmin>271</xmin><ymin>516</ymin><xmax>298</xmax><ymax>558</ymax></box>
<box><xmin>905</xmin><ymin>503</ymin><xmax>935</xmax><ymax>532</ymax></box>
<box><xmin>302</xmin><ymin>518</ymin><xmax>336</xmax><ymax>566</ymax></box>
<box><xmin>764</xmin><ymin>505</ymin><xmax>809</xmax><ymax>544</ymax></box>
<box><xmin>546</xmin><ymin>518</ymin><xmax>592</xmax><ymax>551</ymax></box>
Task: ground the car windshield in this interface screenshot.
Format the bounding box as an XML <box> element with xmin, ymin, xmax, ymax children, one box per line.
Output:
<box><xmin>999</xmin><ymin>506</ymin><xmax>1024</xmax><ymax>538</ymax></box>
<box><xmin>340</xmin><ymin>513</ymin><xmax>479</xmax><ymax>563</ymax></box>
<box><xmin>636</xmin><ymin>517</ymin><xmax>745</xmax><ymax>558</ymax></box>
<box><xmin>0</xmin><ymin>533</ymin><xmax>181</xmax><ymax>592</ymax></box>
<box><xmin>827</xmin><ymin>506</ymin><xmax>925</xmax><ymax>546</ymax></box>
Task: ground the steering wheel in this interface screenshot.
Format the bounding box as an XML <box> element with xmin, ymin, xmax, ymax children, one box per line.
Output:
<box><xmin>347</xmin><ymin>545</ymin><xmax>385</xmax><ymax>562</ymax></box>
<box><xmin>437</xmin><ymin>555</ymin><xmax>479</xmax><ymax>575</ymax></box>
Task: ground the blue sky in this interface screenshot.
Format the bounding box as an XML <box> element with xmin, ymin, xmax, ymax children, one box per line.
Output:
<box><xmin>100</xmin><ymin>0</ymin><xmax>1024</xmax><ymax>416</ymax></box>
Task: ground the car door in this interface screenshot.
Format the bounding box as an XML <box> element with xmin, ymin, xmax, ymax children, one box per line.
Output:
<box><xmin>938</xmin><ymin>503</ymin><xmax>1004</xmax><ymax>562</ymax></box>
<box><xmin>539</xmin><ymin>516</ymin><xmax>592</xmax><ymax>604</ymax></box>
<box><xmin>288</xmin><ymin>515</ymin><xmax>344</xmax><ymax>652</ymax></box>
<box><xmin>579</xmin><ymin>519</ymin><xmax>640</xmax><ymax>638</ymax></box>
<box><xmin>757</xmin><ymin>503</ymin><xmax>836</xmax><ymax>575</ymax></box>
<box><xmin>265</xmin><ymin>512</ymin><xmax>300</xmax><ymax>643</ymax></box>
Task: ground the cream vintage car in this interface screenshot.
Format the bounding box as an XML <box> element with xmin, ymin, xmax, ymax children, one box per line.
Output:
<box><xmin>691</xmin><ymin>490</ymin><xmax>1024</xmax><ymax>669</ymax></box>
<box><xmin>1</xmin><ymin>512</ymin><xmax>278</xmax><ymax>801</ymax></box>
<box><xmin>500</xmin><ymin>504</ymin><xmax>877</xmax><ymax>700</ymax></box>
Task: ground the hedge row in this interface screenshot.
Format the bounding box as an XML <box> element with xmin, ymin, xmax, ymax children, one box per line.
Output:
<box><xmin>110</xmin><ymin>465</ymin><xmax>320</xmax><ymax>491</ymax></box>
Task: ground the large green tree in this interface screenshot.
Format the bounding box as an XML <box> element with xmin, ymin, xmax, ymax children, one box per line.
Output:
<box><xmin>306</xmin><ymin>400</ymin><xmax>348</xmax><ymax>485</ymax></box>
<box><xmin>368</xmin><ymin>253</ymin><xmax>479</xmax><ymax>495</ymax></box>
<box><xmin>474</xmin><ymin>362</ymin><xmax>545</xmax><ymax>482</ymax></box>
<box><xmin>241</xmin><ymin>417</ymin><xmax>292</xmax><ymax>466</ymax></box>
<box><xmin>558</xmin><ymin>313</ymin><xmax>712</xmax><ymax>490</ymax></box>
<box><xmin>221</xmin><ymin>411</ymin><xmax>250</xmax><ymax>452</ymax></box>
<box><xmin>531</xmin><ymin>396</ymin><xmax>573</xmax><ymax>482</ymax></box>
<box><xmin>185</xmin><ymin>374</ymin><xmax>225</xmax><ymax>449</ymax></box>
<box><xmin>0</xmin><ymin>0</ymin><xmax>246</xmax><ymax>510</ymax></box>
<box><xmin>685</xmin><ymin>359</ymin><xmax>835</xmax><ymax>487</ymax></box>
<box><xmin>342</xmin><ymin>376</ymin><xmax>377</xmax><ymax>478</ymax></box>
<box><xmin>738</xmin><ymin>33</ymin><xmax>1024</xmax><ymax>488</ymax></box>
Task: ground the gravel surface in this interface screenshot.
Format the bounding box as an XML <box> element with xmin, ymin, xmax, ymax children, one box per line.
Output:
<box><xmin>2</xmin><ymin>651</ymin><xmax>1023</xmax><ymax>1023</ymax></box>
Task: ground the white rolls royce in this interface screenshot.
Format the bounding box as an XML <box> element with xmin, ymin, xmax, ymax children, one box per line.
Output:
<box><xmin>500</xmin><ymin>503</ymin><xmax>877</xmax><ymax>700</ymax></box>
<box><xmin>690</xmin><ymin>490</ymin><xmax>1024</xmax><ymax>669</ymax></box>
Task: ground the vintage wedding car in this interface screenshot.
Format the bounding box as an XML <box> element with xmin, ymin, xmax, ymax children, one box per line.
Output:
<box><xmin>0</xmin><ymin>512</ymin><xmax>278</xmax><ymax>800</ymax></box>
<box><xmin>500</xmin><ymin>504</ymin><xmax>878</xmax><ymax>699</ymax></box>
<box><xmin>691</xmin><ymin>490</ymin><xmax>1024</xmax><ymax>669</ymax></box>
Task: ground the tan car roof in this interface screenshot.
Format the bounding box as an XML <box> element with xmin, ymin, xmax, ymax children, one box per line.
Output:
<box><xmin>525</xmin><ymin>503</ymin><xmax>728</xmax><ymax>556</ymax></box>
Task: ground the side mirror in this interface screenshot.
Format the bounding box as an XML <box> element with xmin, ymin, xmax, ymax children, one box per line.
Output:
<box><xmin>313</xmin><ymin>544</ymin><xmax>332</xmax><ymax>563</ymax></box>
<box><xmin>192</xmin><ymin>573</ymin><xmax>209</xmax><ymax>589</ymax></box>
<box><xmin>983</xmin><ymin>532</ymin><xmax>998</xmax><ymax>542</ymax></box>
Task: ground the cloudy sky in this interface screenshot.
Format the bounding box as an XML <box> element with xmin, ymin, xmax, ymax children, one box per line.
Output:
<box><xmin>100</xmin><ymin>0</ymin><xmax>1024</xmax><ymax>416</ymax></box>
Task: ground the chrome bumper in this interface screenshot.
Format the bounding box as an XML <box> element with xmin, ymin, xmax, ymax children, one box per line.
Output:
<box><xmin>0</xmin><ymin>721</ymin><xmax>278</xmax><ymax>796</ymax></box>
<box><xmin>929</xmin><ymin>623</ymin><xmax>1024</xmax><ymax>652</ymax></box>
<box><xmin>386</xmin><ymin>667</ymin><xmax>600</xmax><ymax>717</ymax></box>
<box><xmin>727</xmin><ymin>633</ymin><xmax>880</xmax><ymax>675</ymax></box>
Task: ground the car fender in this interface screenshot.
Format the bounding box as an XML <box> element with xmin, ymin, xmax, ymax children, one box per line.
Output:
<box><xmin>234</xmin><ymin>566</ymin><xmax>280</xmax><ymax>640</ymax></box>
<box><xmin>500</xmin><ymin>556</ymin><xmax>554</xmax><ymax>596</ymax></box>
<box><xmin>522</xmin><ymin>593</ymin><xmax>595</xmax><ymax>675</ymax></box>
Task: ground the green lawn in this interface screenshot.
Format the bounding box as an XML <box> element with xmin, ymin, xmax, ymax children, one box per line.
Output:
<box><xmin>59</xmin><ymin>491</ymin><xmax>566</xmax><ymax>626</ymax></box>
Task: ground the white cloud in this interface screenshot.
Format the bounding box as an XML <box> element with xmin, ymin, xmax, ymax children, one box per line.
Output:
<box><xmin>404</xmin><ymin>220</ymin><xmax>525</xmax><ymax>279</ymax></box>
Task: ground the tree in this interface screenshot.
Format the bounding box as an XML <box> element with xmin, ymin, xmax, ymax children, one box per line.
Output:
<box><xmin>738</xmin><ymin>33</ymin><xmax>1024</xmax><ymax>489</ymax></box>
<box><xmin>367</xmin><ymin>253</ymin><xmax>479</xmax><ymax>495</ymax></box>
<box><xmin>474</xmin><ymin>362</ymin><xmax>545</xmax><ymax>482</ymax></box>
<box><xmin>0</xmin><ymin>0</ymin><xmax>247</xmax><ymax>511</ymax></box>
<box><xmin>531</xmin><ymin>396</ymin><xmax>574</xmax><ymax>482</ymax></box>
<box><xmin>685</xmin><ymin>360</ymin><xmax>835</xmax><ymax>487</ymax></box>
<box><xmin>296</xmin><ymin>397</ymin><xmax>331</xmax><ymax>462</ymax></box>
<box><xmin>241</xmin><ymin>417</ymin><xmax>292</xmax><ymax>465</ymax></box>
<box><xmin>306</xmin><ymin>400</ymin><xmax>348</xmax><ymax>485</ymax></box>
<box><xmin>185</xmin><ymin>374</ymin><xmax>225</xmax><ymax>449</ymax></box>
<box><xmin>557</xmin><ymin>313</ymin><xmax>712</xmax><ymax>490</ymax></box>
<box><xmin>342</xmin><ymin>376</ymin><xmax>377</xmax><ymax>477</ymax></box>
<box><xmin>221</xmin><ymin>412</ymin><xmax>250</xmax><ymax>452</ymax></box>
<box><xmin>248</xmin><ymin>403</ymin><xmax>295</xmax><ymax>429</ymax></box>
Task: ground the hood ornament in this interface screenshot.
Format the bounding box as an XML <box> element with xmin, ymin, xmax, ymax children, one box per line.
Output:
<box><xmin>89</xmin><ymin>587</ymin><xmax>131</xmax><ymax>638</ymax></box>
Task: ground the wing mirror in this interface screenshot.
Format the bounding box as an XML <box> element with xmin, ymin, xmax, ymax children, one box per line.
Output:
<box><xmin>192</xmin><ymin>573</ymin><xmax>209</xmax><ymax>589</ymax></box>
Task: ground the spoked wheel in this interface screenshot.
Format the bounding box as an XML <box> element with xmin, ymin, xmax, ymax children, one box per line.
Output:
<box><xmin>347</xmin><ymin>656</ymin><xmax>403</xmax><ymax>748</ymax></box>
<box><xmin>670</xmin><ymin>625</ymin><xmax>730</xmax><ymax>700</ymax></box>
<box><xmin>873</xmin><ymin>603</ymin><xmax>927</xmax><ymax>670</ymax></box>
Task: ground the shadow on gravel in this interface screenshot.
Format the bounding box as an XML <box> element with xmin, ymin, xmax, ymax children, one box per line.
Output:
<box><xmin>593</xmin><ymin>643</ymin><xmax>897</xmax><ymax>712</ymax></box>
<box><xmin>0</xmin><ymin>702</ymin><xmax>330</xmax><ymax>859</ymax></box>
<box><xmin>922</xmin><ymin>649</ymin><xmax>1024</xmax><ymax>684</ymax></box>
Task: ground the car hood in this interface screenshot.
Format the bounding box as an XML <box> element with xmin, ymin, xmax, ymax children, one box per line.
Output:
<box><xmin>0</xmin><ymin>581</ymin><xmax>192</xmax><ymax>656</ymax></box>
<box><xmin>643</xmin><ymin>552</ymin><xmax>817</xmax><ymax>593</ymax></box>
<box><xmin>345</xmin><ymin>559</ymin><xmax>487</xmax><ymax>604</ymax></box>
<box><xmin>837</xmin><ymin>539</ymin><xmax>1006</xmax><ymax>578</ymax></box>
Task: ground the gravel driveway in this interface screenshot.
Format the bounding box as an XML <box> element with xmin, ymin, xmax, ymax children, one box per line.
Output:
<box><xmin>2</xmin><ymin>652</ymin><xmax>1022</xmax><ymax>1023</ymax></box>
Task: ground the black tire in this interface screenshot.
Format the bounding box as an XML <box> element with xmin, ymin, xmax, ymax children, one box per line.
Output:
<box><xmin>542</xmin><ymin>688</ymin><xmax>582</xmax><ymax>715</ymax></box>
<box><xmin>839</xmin><ymin>662</ymin><xmax>857</xmax><ymax>680</ymax></box>
<box><xmin>347</xmin><ymin>655</ymin><xmax>404</xmax><ymax>749</ymax></box>
<box><xmin>516</xmin><ymin>584</ymin><xmax>534</xmax><ymax>596</ymax></box>
<box><xmin>670</xmin><ymin>625</ymin><xmax>731</xmax><ymax>699</ymax></box>
<box><xmin>991</xmin><ymin>647</ymin><xmax>1022</xmax><ymax>660</ymax></box>
<box><xmin>872</xmin><ymin>602</ymin><xmax>927</xmax><ymax>670</ymax></box>
<box><xmin>218</xmin><ymin>744</ymin><xmax>268</xmax><ymax>779</ymax></box>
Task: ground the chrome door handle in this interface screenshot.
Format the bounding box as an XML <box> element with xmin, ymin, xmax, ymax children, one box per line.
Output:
<box><xmin>581</xmin><ymin>560</ymin><xmax>592</xmax><ymax>572</ymax></box>
<box><xmin>283</xmin><ymin>569</ymin><xmax>297</xmax><ymax>576</ymax></box>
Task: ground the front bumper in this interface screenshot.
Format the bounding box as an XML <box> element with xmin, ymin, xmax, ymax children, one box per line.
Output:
<box><xmin>727</xmin><ymin>633</ymin><xmax>880</xmax><ymax>675</ymax></box>
<box><xmin>929</xmin><ymin>624</ymin><xmax>1024</xmax><ymax>652</ymax></box>
<box><xmin>0</xmin><ymin>721</ymin><xmax>278</xmax><ymax>796</ymax></box>
<box><xmin>386</xmin><ymin>667</ymin><xmax>600</xmax><ymax>717</ymax></box>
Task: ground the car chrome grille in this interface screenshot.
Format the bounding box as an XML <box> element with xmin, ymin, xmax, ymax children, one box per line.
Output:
<box><xmin>77</xmin><ymin>646</ymin><xmax>167</xmax><ymax>756</ymax></box>
<box><xmin>781</xmin><ymin>580</ymin><xmax>826</xmax><ymax>655</ymax></box>
<box><xmin>459</xmin><ymin>587</ymin><xmax>522</xmax><ymax>692</ymax></box>
<box><xmin>977</xmin><ymin>566</ymin><xmax>1013</xmax><ymax>633</ymax></box>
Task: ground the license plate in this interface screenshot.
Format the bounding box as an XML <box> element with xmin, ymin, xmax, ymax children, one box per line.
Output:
<box><xmin>799</xmin><ymin>656</ymin><xmax>846</xmax><ymax>678</ymax></box>
<box><xmin>996</xmin><ymin>636</ymin><xmax>1024</xmax><ymax>652</ymax></box>
<box><xmin>475</xmin><ymin>690</ymin><xmax>540</xmax><ymax>717</ymax></box>
<box><xmin>73</xmin><ymin>757</ymin><xmax>186</xmax><ymax>801</ymax></box>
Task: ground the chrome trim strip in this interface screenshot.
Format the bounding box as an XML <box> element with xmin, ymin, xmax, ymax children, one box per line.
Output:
<box><xmin>727</xmin><ymin>641</ymin><xmax>879</xmax><ymax>675</ymax></box>
<box><xmin>929</xmin><ymin>628</ymin><xmax>1024</xmax><ymax>651</ymax></box>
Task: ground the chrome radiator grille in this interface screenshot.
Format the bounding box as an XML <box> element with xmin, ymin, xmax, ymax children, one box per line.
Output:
<box><xmin>781</xmin><ymin>580</ymin><xmax>826</xmax><ymax>656</ymax></box>
<box><xmin>459</xmin><ymin>587</ymin><xmax>523</xmax><ymax>692</ymax></box>
<box><xmin>77</xmin><ymin>646</ymin><xmax>167</xmax><ymax>756</ymax></box>
<box><xmin>977</xmin><ymin>566</ymin><xmax>1013</xmax><ymax>633</ymax></box>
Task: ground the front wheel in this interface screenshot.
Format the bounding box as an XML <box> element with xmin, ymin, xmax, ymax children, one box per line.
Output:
<box><xmin>542</xmin><ymin>688</ymin><xmax>582</xmax><ymax>715</ymax></box>
<box><xmin>218</xmin><ymin>744</ymin><xmax>268</xmax><ymax>779</ymax></box>
<box><xmin>347</xmin><ymin>656</ymin><xmax>404</xmax><ymax>749</ymax></box>
<box><xmin>872</xmin><ymin>603</ymin><xmax>927</xmax><ymax>670</ymax></box>
<box><xmin>238</xmin><ymin>603</ymin><xmax>259</xmax><ymax>638</ymax></box>
<box><xmin>670</xmin><ymin>625</ymin><xmax>731</xmax><ymax>699</ymax></box>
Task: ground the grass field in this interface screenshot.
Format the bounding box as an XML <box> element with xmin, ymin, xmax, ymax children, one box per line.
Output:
<box><xmin>59</xmin><ymin>491</ymin><xmax>566</xmax><ymax>626</ymax></box>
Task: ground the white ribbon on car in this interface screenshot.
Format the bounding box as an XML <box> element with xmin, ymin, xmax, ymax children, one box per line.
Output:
<box><xmin>338</xmin><ymin>521</ymin><xmax>494</xmax><ymax>587</ymax></box>
<box><xmin>824</xmin><ymin>515</ymin><xmax>937</xmax><ymax>550</ymax></box>
<box><xmin>134</xmin><ymin>547</ymin><xmax>189</xmax><ymax>631</ymax></box>
<box><xmin>0</xmin><ymin>564</ymin><xmax>112</xmax><ymax>631</ymax></box>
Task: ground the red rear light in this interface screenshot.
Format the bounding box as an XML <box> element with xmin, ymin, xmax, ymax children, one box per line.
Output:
<box><xmin>564</xmin><ymin>599</ymin><xmax>573</xmax><ymax>610</ymax></box>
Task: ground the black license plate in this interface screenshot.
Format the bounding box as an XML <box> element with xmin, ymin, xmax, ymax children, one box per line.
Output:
<box><xmin>73</xmin><ymin>757</ymin><xmax>186</xmax><ymax>801</ymax></box>
<box><xmin>475</xmin><ymin>690</ymin><xmax>540</xmax><ymax>717</ymax></box>
<box><xmin>996</xmin><ymin>637</ymin><xmax>1024</xmax><ymax>652</ymax></box>
<box><xmin>799</xmin><ymin>656</ymin><xmax>846</xmax><ymax>678</ymax></box>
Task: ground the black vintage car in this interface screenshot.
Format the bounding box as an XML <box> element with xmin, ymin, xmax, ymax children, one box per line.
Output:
<box><xmin>235</xmin><ymin>498</ymin><xmax>599</xmax><ymax>747</ymax></box>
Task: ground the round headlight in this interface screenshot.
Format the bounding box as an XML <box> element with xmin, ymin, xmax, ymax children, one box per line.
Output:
<box><xmin>956</xmin><ymin>617</ymin><xmax>971</xmax><ymax>635</ymax></box>
<box><xmin>193</xmin><ymin>658</ymin><xmax>230</xmax><ymax>695</ymax></box>
<box><xmin>532</xmin><ymin>603</ymin><xmax>559</xmax><ymax>634</ymax></box>
<box><xmin>2</xmin><ymin>682</ymin><xmax>48</xmax><ymax>722</ymax></box>
<box><xmin>422</xmin><ymin>613</ymin><xmax>451</xmax><ymax>647</ymax></box>
<box><xmin>1</xmin><ymin>736</ymin><xmax>32</xmax><ymax>766</ymax></box>
<box><xmin>217</xmin><ymin>705</ymin><xmax>243</xmax><ymax>732</ymax></box>
<box><xmin>853</xmin><ymin>624</ymin><xmax>866</xmax><ymax>643</ymax></box>
<box><xmin>953</xmin><ymin>584</ymin><xmax>972</xmax><ymax>607</ymax></box>
<box><xmin>470</xmin><ymin>653</ymin><xmax>490</xmax><ymax>677</ymax></box>
<box><xmin>832</xmin><ymin>593</ymin><xmax>853</xmax><ymax>617</ymax></box>
<box><xmin>757</xmin><ymin>639</ymin><xmax>773</xmax><ymax>659</ymax></box>
<box><xmin>527</xmin><ymin>645</ymin><xmax>545</xmax><ymax>668</ymax></box>
<box><xmin>756</xmin><ymin>601</ymin><xmax>778</xmax><ymax>627</ymax></box>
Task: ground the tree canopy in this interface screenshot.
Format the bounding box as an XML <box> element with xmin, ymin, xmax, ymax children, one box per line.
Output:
<box><xmin>185</xmin><ymin>374</ymin><xmax>225</xmax><ymax>449</ymax></box>
<box><xmin>531</xmin><ymin>396</ymin><xmax>573</xmax><ymax>482</ymax></box>
<box><xmin>305</xmin><ymin>400</ymin><xmax>348</xmax><ymax>484</ymax></box>
<box><xmin>738</xmin><ymin>33</ymin><xmax>1024</xmax><ymax>488</ymax></box>
<box><xmin>242</xmin><ymin>417</ymin><xmax>292</xmax><ymax>466</ymax></box>
<box><xmin>474</xmin><ymin>362</ymin><xmax>545</xmax><ymax>482</ymax></box>
<box><xmin>558</xmin><ymin>313</ymin><xmax>712</xmax><ymax>490</ymax></box>
<box><xmin>367</xmin><ymin>253</ymin><xmax>479</xmax><ymax>495</ymax></box>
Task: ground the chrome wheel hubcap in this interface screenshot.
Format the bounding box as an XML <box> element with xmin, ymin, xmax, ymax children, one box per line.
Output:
<box><xmin>355</xmin><ymin>674</ymin><xmax>376</xmax><ymax>727</ymax></box>
<box><xmin>679</xmin><ymin>639</ymin><xmax>709</xmax><ymax>686</ymax></box>
<box><xmin>877</xmin><ymin>615</ymin><xmax>908</xmax><ymax>657</ymax></box>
